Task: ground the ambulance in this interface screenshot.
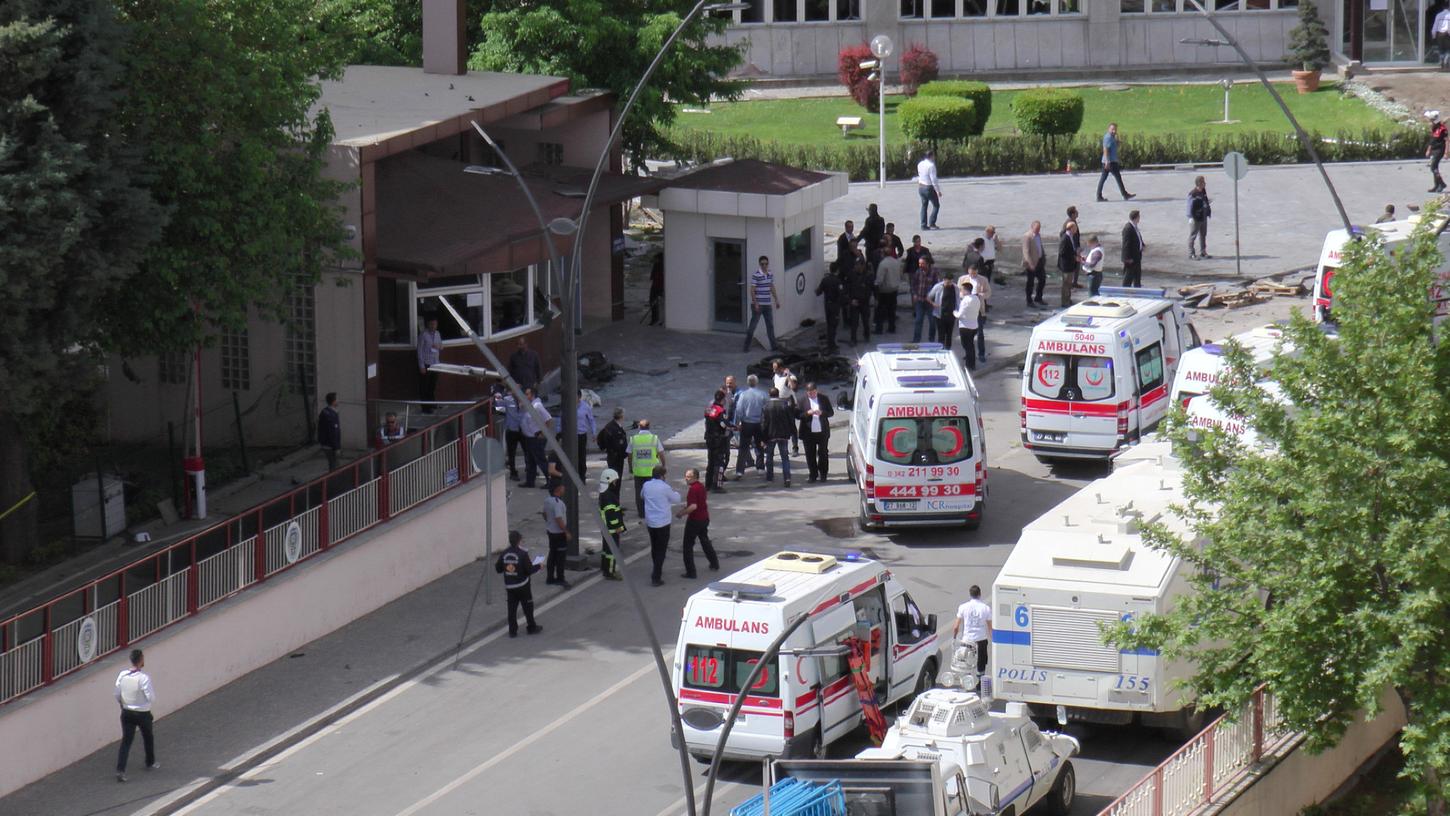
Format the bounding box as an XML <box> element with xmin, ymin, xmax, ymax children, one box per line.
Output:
<box><xmin>673</xmin><ymin>550</ymin><xmax>941</xmax><ymax>761</ymax></box>
<box><xmin>1313</xmin><ymin>215</ymin><xmax>1450</xmax><ymax>324</ymax></box>
<box><xmin>846</xmin><ymin>343</ymin><xmax>987</xmax><ymax>531</ymax></box>
<box><xmin>1021</xmin><ymin>288</ymin><xmax>1199</xmax><ymax>462</ymax></box>
<box><xmin>1183</xmin><ymin>379</ymin><xmax>1290</xmax><ymax>452</ymax></box>
<box><xmin>1168</xmin><ymin>323</ymin><xmax>1292</xmax><ymax>409</ymax></box>
<box><xmin>991</xmin><ymin>441</ymin><xmax>1206</xmax><ymax>735</ymax></box>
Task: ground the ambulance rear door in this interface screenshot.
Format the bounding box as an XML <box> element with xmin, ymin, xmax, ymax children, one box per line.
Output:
<box><xmin>1128</xmin><ymin>332</ymin><xmax>1169</xmax><ymax>437</ymax></box>
<box><xmin>872</xmin><ymin>398</ymin><xmax>980</xmax><ymax>519</ymax></box>
<box><xmin>1024</xmin><ymin>336</ymin><xmax>1119</xmax><ymax>452</ymax></box>
<box><xmin>678</xmin><ymin>600</ymin><xmax>784</xmax><ymax>754</ymax></box>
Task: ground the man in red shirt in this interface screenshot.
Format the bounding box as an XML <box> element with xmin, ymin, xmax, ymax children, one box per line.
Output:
<box><xmin>676</xmin><ymin>468</ymin><xmax>720</xmax><ymax>578</ymax></box>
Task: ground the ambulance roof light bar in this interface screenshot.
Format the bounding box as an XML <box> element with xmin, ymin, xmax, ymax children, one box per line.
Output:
<box><xmin>1096</xmin><ymin>286</ymin><xmax>1169</xmax><ymax>299</ymax></box>
<box><xmin>876</xmin><ymin>342</ymin><xmax>944</xmax><ymax>353</ymax></box>
<box><xmin>708</xmin><ymin>581</ymin><xmax>776</xmax><ymax>601</ymax></box>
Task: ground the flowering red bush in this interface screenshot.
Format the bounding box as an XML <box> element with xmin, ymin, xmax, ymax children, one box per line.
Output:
<box><xmin>898</xmin><ymin>43</ymin><xmax>939</xmax><ymax>96</ymax></box>
<box><xmin>837</xmin><ymin>43</ymin><xmax>880</xmax><ymax>112</ymax></box>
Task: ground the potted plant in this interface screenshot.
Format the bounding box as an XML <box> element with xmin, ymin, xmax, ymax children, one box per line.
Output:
<box><xmin>1286</xmin><ymin>1</ymin><xmax>1331</xmax><ymax>93</ymax></box>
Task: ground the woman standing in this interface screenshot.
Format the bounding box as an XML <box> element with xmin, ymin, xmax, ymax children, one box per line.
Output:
<box><xmin>1187</xmin><ymin>177</ymin><xmax>1212</xmax><ymax>260</ymax></box>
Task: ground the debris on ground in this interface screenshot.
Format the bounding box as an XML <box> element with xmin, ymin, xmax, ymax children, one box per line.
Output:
<box><xmin>578</xmin><ymin>350</ymin><xmax>620</xmax><ymax>384</ymax></box>
<box><xmin>747</xmin><ymin>345</ymin><xmax>856</xmax><ymax>386</ymax></box>
<box><xmin>1178</xmin><ymin>274</ymin><xmax>1306</xmax><ymax>309</ymax></box>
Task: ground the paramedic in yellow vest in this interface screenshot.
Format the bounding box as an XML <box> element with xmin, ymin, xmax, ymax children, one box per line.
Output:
<box><xmin>626</xmin><ymin>419</ymin><xmax>665</xmax><ymax>517</ymax></box>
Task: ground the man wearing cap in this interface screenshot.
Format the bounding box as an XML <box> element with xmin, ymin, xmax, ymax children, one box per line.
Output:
<box><xmin>597</xmin><ymin>469</ymin><xmax>625</xmax><ymax>581</ymax></box>
<box><xmin>495</xmin><ymin>530</ymin><xmax>543</xmax><ymax>637</ymax></box>
<box><xmin>1427</xmin><ymin>111</ymin><xmax>1447</xmax><ymax>193</ymax></box>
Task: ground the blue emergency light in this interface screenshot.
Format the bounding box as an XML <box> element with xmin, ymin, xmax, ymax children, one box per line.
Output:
<box><xmin>877</xmin><ymin>342</ymin><xmax>944</xmax><ymax>353</ymax></box>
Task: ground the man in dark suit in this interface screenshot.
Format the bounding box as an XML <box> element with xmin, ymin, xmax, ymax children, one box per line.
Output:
<box><xmin>835</xmin><ymin>220</ymin><xmax>856</xmax><ymax>270</ymax></box>
<box><xmin>1057</xmin><ymin>221</ymin><xmax>1081</xmax><ymax>308</ymax></box>
<box><xmin>796</xmin><ymin>382</ymin><xmax>835</xmax><ymax>482</ymax></box>
<box><xmin>1121</xmin><ymin>209</ymin><xmax>1145</xmax><ymax>288</ymax></box>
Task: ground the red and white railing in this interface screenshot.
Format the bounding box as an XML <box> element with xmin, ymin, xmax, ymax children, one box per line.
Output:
<box><xmin>0</xmin><ymin>398</ymin><xmax>495</xmax><ymax>708</ymax></box>
<box><xmin>1099</xmin><ymin>686</ymin><xmax>1293</xmax><ymax>816</ymax></box>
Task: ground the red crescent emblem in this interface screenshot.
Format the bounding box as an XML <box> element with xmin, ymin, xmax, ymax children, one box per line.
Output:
<box><xmin>1085</xmin><ymin>370</ymin><xmax>1105</xmax><ymax>386</ymax></box>
<box><xmin>1036</xmin><ymin>361</ymin><xmax>1060</xmax><ymax>388</ymax></box>
<box><xmin>937</xmin><ymin>427</ymin><xmax>964</xmax><ymax>457</ymax></box>
<box><xmin>885</xmin><ymin>426</ymin><xmax>912</xmax><ymax>457</ymax></box>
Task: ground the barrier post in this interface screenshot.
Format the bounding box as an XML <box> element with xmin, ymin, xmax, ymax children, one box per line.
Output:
<box><xmin>254</xmin><ymin>509</ymin><xmax>267</xmax><ymax>581</ymax></box>
<box><xmin>1152</xmin><ymin>766</ymin><xmax>1164</xmax><ymax>816</ymax></box>
<box><xmin>319</xmin><ymin>475</ymin><xmax>330</xmax><ymax>549</ymax></box>
<box><xmin>1203</xmin><ymin>722</ymin><xmax>1216</xmax><ymax>800</ymax></box>
<box><xmin>457</xmin><ymin>413</ymin><xmax>470</xmax><ymax>483</ymax></box>
<box><xmin>187</xmin><ymin>541</ymin><xmax>199</xmax><ymax>614</ymax></box>
<box><xmin>41</xmin><ymin>606</ymin><xmax>53</xmax><ymax>684</ymax></box>
<box><xmin>117</xmin><ymin>572</ymin><xmax>129</xmax><ymax>648</ymax></box>
<box><xmin>379</xmin><ymin>449</ymin><xmax>391</xmax><ymax>521</ymax></box>
<box><xmin>1252</xmin><ymin>689</ymin><xmax>1265</xmax><ymax>763</ymax></box>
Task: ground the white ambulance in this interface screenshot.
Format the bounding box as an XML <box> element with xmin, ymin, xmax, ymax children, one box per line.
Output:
<box><xmin>846</xmin><ymin>343</ymin><xmax>987</xmax><ymax>531</ymax></box>
<box><xmin>673</xmin><ymin>550</ymin><xmax>941</xmax><ymax>761</ymax></box>
<box><xmin>1183</xmin><ymin>379</ymin><xmax>1290</xmax><ymax>451</ymax></box>
<box><xmin>1168</xmin><ymin>323</ymin><xmax>1292</xmax><ymax>409</ymax></box>
<box><xmin>991</xmin><ymin>441</ymin><xmax>1205</xmax><ymax>735</ymax></box>
<box><xmin>1021</xmin><ymin>289</ymin><xmax>1199</xmax><ymax>462</ymax></box>
<box><xmin>1313</xmin><ymin>215</ymin><xmax>1450</xmax><ymax>324</ymax></box>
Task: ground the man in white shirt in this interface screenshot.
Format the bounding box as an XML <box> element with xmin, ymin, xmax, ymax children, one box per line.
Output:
<box><xmin>114</xmin><ymin>649</ymin><xmax>157</xmax><ymax>781</ymax></box>
<box><xmin>1082</xmin><ymin>234</ymin><xmax>1106</xmax><ymax>297</ymax></box>
<box><xmin>965</xmin><ymin>266</ymin><xmax>992</xmax><ymax>364</ymax></box>
<box><xmin>1436</xmin><ymin>6</ymin><xmax>1450</xmax><ymax>69</ymax></box>
<box><xmin>952</xmin><ymin>586</ymin><xmax>993</xmax><ymax>676</ymax></box>
<box><xmin>519</xmin><ymin>386</ymin><xmax>553</xmax><ymax>488</ymax></box>
<box><xmin>916</xmin><ymin>150</ymin><xmax>943</xmax><ymax>231</ymax></box>
<box><xmin>417</xmin><ymin>317</ymin><xmax>442</xmax><ymax>414</ymax></box>
<box><xmin>953</xmin><ymin>280</ymin><xmax>983</xmax><ymax>372</ymax></box>
<box><xmin>640</xmin><ymin>465</ymin><xmax>682</xmax><ymax>587</ymax></box>
<box><xmin>980</xmin><ymin>225</ymin><xmax>1003</xmax><ymax>281</ymax></box>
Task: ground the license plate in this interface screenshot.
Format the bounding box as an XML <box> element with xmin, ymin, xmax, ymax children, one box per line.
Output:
<box><xmin>881</xmin><ymin>500</ymin><xmax>918</xmax><ymax>511</ymax></box>
<box><xmin>1034</xmin><ymin>431</ymin><xmax>1066</xmax><ymax>443</ymax></box>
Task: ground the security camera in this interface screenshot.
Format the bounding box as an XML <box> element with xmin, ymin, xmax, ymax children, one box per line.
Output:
<box><xmin>858</xmin><ymin>59</ymin><xmax>879</xmax><ymax>70</ymax></box>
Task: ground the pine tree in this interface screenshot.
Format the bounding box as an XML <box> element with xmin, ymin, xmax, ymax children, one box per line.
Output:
<box><xmin>0</xmin><ymin>0</ymin><xmax>163</xmax><ymax>561</ymax></box>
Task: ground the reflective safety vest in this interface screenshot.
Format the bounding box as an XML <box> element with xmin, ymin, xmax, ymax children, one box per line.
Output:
<box><xmin>631</xmin><ymin>432</ymin><xmax>660</xmax><ymax>477</ymax></box>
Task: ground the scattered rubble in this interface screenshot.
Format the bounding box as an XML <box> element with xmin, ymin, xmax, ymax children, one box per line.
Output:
<box><xmin>1178</xmin><ymin>274</ymin><xmax>1308</xmax><ymax>310</ymax></box>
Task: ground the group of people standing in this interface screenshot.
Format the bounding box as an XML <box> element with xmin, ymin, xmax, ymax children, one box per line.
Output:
<box><xmin>705</xmin><ymin>362</ymin><xmax>836</xmax><ymax>490</ymax></box>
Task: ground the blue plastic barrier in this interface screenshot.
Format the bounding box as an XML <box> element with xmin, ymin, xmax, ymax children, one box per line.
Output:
<box><xmin>730</xmin><ymin>778</ymin><xmax>847</xmax><ymax>816</ymax></box>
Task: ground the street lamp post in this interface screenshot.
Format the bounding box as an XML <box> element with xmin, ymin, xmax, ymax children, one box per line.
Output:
<box><xmin>868</xmin><ymin>35</ymin><xmax>893</xmax><ymax>189</ymax></box>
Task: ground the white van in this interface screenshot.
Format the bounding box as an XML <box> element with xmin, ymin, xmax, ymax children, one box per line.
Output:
<box><xmin>1183</xmin><ymin>379</ymin><xmax>1289</xmax><ymax>451</ymax></box>
<box><xmin>1313</xmin><ymin>216</ymin><xmax>1450</xmax><ymax>324</ymax></box>
<box><xmin>1168</xmin><ymin>324</ymin><xmax>1291</xmax><ymax>409</ymax></box>
<box><xmin>1021</xmin><ymin>288</ymin><xmax>1199</xmax><ymax>462</ymax></box>
<box><xmin>991</xmin><ymin>441</ymin><xmax>1204</xmax><ymax>735</ymax></box>
<box><xmin>846</xmin><ymin>343</ymin><xmax>987</xmax><ymax>531</ymax></box>
<box><xmin>673</xmin><ymin>550</ymin><xmax>941</xmax><ymax>761</ymax></box>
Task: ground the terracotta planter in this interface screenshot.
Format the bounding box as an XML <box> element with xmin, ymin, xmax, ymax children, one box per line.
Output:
<box><xmin>1291</xmin><ymin>69</ymin><xmax>1322</xmax><ymax>94</ymax></box>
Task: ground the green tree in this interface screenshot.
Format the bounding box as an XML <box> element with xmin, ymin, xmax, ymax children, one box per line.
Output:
<box><xmin>0</xmin><ymin>0</ymin><xmax>164</xmax><ymax>562</ymax></box>
<box><xmin>469</xmin><ymin>0</ymin><xmax>743</xmax><ymax>165</ymax></box>
<box><xmin>105</xmin><ymin>0</ymin><xmax>353</xmax><ymax>357</ymax></box>
<box><xmin>320</xmin><ymin>0</ymin><xmax>491</xmax><ymax>66</ymax></box>
<box><xmin>1113</xmin><ymin>220</ymin><xmax>1450</xmax><ymax>814</ymax></box>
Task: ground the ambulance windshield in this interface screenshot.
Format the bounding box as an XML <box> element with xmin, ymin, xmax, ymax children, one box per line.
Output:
<box><xmin>876</xmin><ymin>417</ymin><xmax>973</xmax><ymax>465</ymax></box>
<box><xmin>1029</xmin><ymin>353</ymin><xmax>1115</xmax><ymax>402</ymax></box>
<box><xmin>683</xmin><ymin>645</ymin><xmax>779</xmax><ymax>696</ymax></box>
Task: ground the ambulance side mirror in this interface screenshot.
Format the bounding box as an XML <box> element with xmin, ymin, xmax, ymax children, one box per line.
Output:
<box><xmin>926</xmin><ymin>613</ymin><xmax>939</xmax><ymax>633</ymax></box>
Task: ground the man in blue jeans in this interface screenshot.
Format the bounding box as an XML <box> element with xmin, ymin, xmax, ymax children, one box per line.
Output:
<box><xmin>1096</xmin><ymin>123</ymin><xmax>1136</xmax><ymax>202</ymax></box>
<box><xmin>917</xmin><ymin>150</ymin><xmax>942</xmax><ymax>229</ymax></box>
<box><xmin>742</xmin><ymin>255</ymin><xmax>781</xmax><ymax>352</ymax></box>
<box><xmin>909</xmin><ymin>256</ymin><xmax>936</xmax><ymax>343</ymax></box>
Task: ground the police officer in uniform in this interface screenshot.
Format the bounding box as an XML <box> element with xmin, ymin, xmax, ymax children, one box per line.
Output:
<box><xmin>626</xmin><ymin>418</ymin><xmax>664</xmax><ymax>517</ymax></box>
<box><xmin>494</xmin><ymin>530</ymin><xmax>543</xmax><ymax>637</ymax></box>
<box><xmin>597</xmin><ymin>469</ymin><xmax>625</xmax><ymax>581</ymax></box>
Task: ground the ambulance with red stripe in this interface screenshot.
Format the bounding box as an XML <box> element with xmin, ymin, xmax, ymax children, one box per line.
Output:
<box><xmin>1168</xmin><ymin>323</ymin><xmax>1292</xmax><ymax>409</ymax></box>
<box><xmin>846</xmin><ymin>343</ymin><xmax>987</xmax><ymax>532</ymax></box>
<box><xmin>1313</xmin><ymin>216</ymin><xmax>1450</xmax><ymax>324</ymax></box>
<box><xmin>673</xmin><ymin>550</ymin><xmax>940</xmax><ymax>761</ymax></box>
<box><xmin>1021</xmin><ymin>288</ymin><xmax>1198</xmax><ymax>462</ymax></box>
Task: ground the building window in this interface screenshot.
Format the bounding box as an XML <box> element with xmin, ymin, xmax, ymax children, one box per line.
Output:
<box><xmin>964</xmin><ymin>0</ymin><xmax>987</xmax><ymax>14</ymax></box>
<box><xmin>1151</xmin><ymin>0</ymin><xmax>1176</xmax><ymax>10</ymax></box>
<box><xmin>775</xmin><ymin>0</ymin><xmax>799</xmax><ymax>21</ymax></box>
<box><xmin>805</xmin><ymin>0</ymin><xmax>830</xmax><ymax>19</ymax></box>
<box><xmin>901</xmin><ymin>0</ymin><xmax>925</xmax><ymax>15</ymax></box>
<box><xmin>783</xmin><ymin>228</ymin><xmax>813</xmax><ymax>270</ymax></box>
<box><xmin>997</xmin><ymin>0</ymin><xmax>1021</xmax><ymax>13</ymax></box>
<box><xmin>837</xmin><ymin>0</ymin><xmax>861</xmax><ymax>18</ymax></box>
<box><xmin>1122</xmin><ymin>0</ymin><xmax>1145</xmax><ymax>10</ymax></box>
<box><xmin>1027</xmin><ymin>0</ymin><xmax>1050</xmax><ymax>13</ymax></box>
<box><xmin>221</xmin><ymin>327</ymin><xmax>251</xmax><ymax>391</ymax></box>
<box><xmin>537</xmin><ymin>142</ymin><xmax>564</xmax><ymax>166</ymax></box>
<box><xmin>286</xmin><ymin>277</ymin><xmax>316</xmax><ymax>393</ymax></box>
<box><xmin>1058</xmin><ymin>0</ymin><xmax>1082</xmax><ymax>12</ymax></box>
<box><xmin>739</xmin><ymin>1</ymin><xmax>764</xmax><ymax>22</ymax></box>
<box><xmin>930</xmin><ymin>0</ymin><xmax>955</xmax><ymax>16</ymax></box>
<box><xmin>378</xmin><ymin>277</ymin><xmax>413</xmax><ymax>345</ymax></box>
<box><xmin>407</xmin><ymin>263</ymin><xmax>549</xmax><ymax>347</ymax></box>
<box><xmin>158</xmin><ymin>352</ymin><xmax>188</xmax><ymax>385</ymax></box>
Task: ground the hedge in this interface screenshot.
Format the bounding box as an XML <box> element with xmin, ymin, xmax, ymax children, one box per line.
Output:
<box><xmin>917</xmin><ymin>80</ymin><xmax>992</xmax><ymax>135</ymax></box>
<box><xmin>899</xmin><ymin>96</ymin><xmax>977</xmax><ymax>144</ymax></box>
<box><xmin>664</xmin><ymin>127</ymin><xmax>1423</xmax><ymax>182</ymax></box>
<box><xmin>1011</xmin><ymin>88</ymin><xmax>1086</xmax><ymax>138</ymax></box>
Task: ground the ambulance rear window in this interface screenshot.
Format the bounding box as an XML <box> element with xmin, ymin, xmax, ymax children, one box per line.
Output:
<box><xmin>876</xmin><ymin>417</ymin><xmax>973</xmax><ymax>465</ymax></box>
<box><xmin>1029</xmin><ymin>353</ymin><xmax>1115</xmax><ymax>402</ymax></box>
<box><xmin>683</xmin><ymin>645</ymin><xmax>779</xmax><ymax>696</ymax></box>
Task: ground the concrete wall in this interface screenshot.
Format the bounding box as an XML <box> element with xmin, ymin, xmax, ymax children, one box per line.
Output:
<box><xmin>314</xmin><ymin>269</ymin><xmax>370</xmax><ymax>450</ymax></box>
<box><xmin>0</xmin><ymin>472</ymin><xmax>506</xmax><ymax>798</ymax></box>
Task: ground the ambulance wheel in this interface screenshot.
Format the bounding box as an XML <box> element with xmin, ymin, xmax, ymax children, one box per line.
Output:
<box><xmin>691</xmin><ymin>752</ymin><xmax>712</xmax><ymax>765</ymax></box>
<box><xmin>1047</xmin><ymin>761</ymin><xmax>1076</xmax><ymax>815</ymax></box>
<box><xmin>858</xmin><ymin>496</ymin><xmax>879</xmax><ymax>532</ymax></box>
<box><xmin>846</xmin><ymin>453</ymin><xmax>856</xmax><ymax>481</ymax></box>
<box><xmin>913</xmin><ymin>659</ymin><xmax>938</xmax><ymax>699</ymax></box>
<box><xmin>788</xmin><ymin>729</ymin><xmax>826</xmax><ymax>760</ymax></box>
<box><xmin>964</xmin><ymin>502</ymin><xmax>983</xmax><ymax>531</ymax></box>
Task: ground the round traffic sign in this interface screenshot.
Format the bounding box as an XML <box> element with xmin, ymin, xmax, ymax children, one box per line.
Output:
<box><xmin>1223</xmin><ymin>151</ymin><xmax>1249</xmax><ymax>181</ymax></box>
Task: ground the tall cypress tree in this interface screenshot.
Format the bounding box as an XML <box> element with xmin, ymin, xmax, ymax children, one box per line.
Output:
<box><xmin>0</xmin><ymin>0</ymin><xmax>163</xmax><ymax>561</ymax></box>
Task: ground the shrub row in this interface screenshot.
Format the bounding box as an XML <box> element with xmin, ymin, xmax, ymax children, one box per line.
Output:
<box><xmin>899</xmin><ymin>96</ymin><xmax>977</xmax><ymax>144</ymax></box>
<box><xmin>918</xmin><ymin>80</ymin><xmax>992</xmax><ymax>129</ymax></box>
<box><xmin>663</xmin><ymin>127</ymin><xmax>1423</xmax><ymax>182</ymax></box>
<box><xmin>1011</xmin><ymin>88</ymin><xmax>1086</xmax><ymax>138</ymax></box>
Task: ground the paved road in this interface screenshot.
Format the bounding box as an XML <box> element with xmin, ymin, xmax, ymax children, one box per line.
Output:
<box><xmin>4</xmin><ymin>295</ymin><xmax>1299</xmax><ymax>816</ymax></box>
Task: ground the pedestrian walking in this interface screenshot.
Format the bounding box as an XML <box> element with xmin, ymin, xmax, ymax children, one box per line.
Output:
<box><xmin>676</xmin><ymin>468</ymin><xmax>719</xmax><ymax>579</ymax></box>
<box><xmin>909</xmin><ymin>255</ymin><xmax>937</xmax><ymax>343</ymax></box>
<box><xmin>317</xmin><ymin>392</ymin><xmax>341</xmax><ymax>471</ymax></box>
<box><xmin>961</xmin><ymin>237</ymin><xmax>984</xmax><ymax>278</ymax></box>
<box><xmin>1121</xmin><ymin>210</ymin><xmax>1145</xmax><ymax>287</ymax></box>
<box><xmin>597</xmin><ymin>407</ymin><xmax>628</xmax><ymax>479</ymax></box>
<box><xmin>797</xmin><ymin>382</ymin><xmax>835</xmax><ymax>483</ymax></box>
<box><xmin>954</xmin><ymin>281</ymin><xmax>983</xmax><ymax>372</ymax></box>
<box><xmin>1022</xmin><ymin>220</ymin><xmax>1047</xmax><ymax>308</ymax></box>
<box><xmin>704</xmin><ymin>391</ymin><xmax>730</xmax><ymax>491</ymax></box>
<box><xmin>1082</xmin><ymin>235</ymin><xmax>1105</xmax><ymax>297</ymax></box>
<box><xmin>596</xmin><ymin>469</ymin><xmax>625</xmax><ymax>581</ymax></box>
<box><xmin>903</xmin><ymin>234</ymin><xmax>934</xmax><ymax>283</ymax></box>
<box><xmin>845</xmin><ymin>258</ymin><xmax>874</xmax><ymax>345</ymax></box>
<box><xmin>743</xmin><ymin>255</ymin><xmax>781</xmax><ymax>353</ymax></box>
<box><xmin>648</xmin><ymin>253</ymin><xmax>664</xmax><ymax>325</ymax></box>
<box><xmin>884</xmin><ymin>222</ymin><xmax>905</xmax><ymax>256</ymax></box>
<box><xmin>981</xmin><ymin>226</ymin><xmax>1004</xmax><ymax>283</ymax></box>
<box><xmin>951</xmin><ymin>585</ymin><xmax>993</xmax><ymax>677</ymax></box>
<box><xmin>114</xmin><ymin>649</ymin><xmax>157</xmax><ymax>782</ymax></box>
<box><xmin>519</xmin><ymin>386</ymin><xmax>551</xmax><ymax>488</ymax></box>
<box><xmin>784</xmin><ymin>375</ymin><xmax>803</xmax><ymax>456</ymax></box>
<box><xmin>626</xmin><ymin>418</ymin><xmax>664</xmax><ymax>516</ymax></box>
<box><xmin>917</xmin><ymin>150</ymin><xmax>943</xmax><ymax>230</ymax></box>
<box><xmin>771</xmin><ymin>359</ymin><xmax>793</xmax><ymax>396</ymax></box>
<box><xmin>541</xmin><ymin>482</ymin><xmax>571</xmax><ymax>588</ymax></box>
<box><xmin>965</xmin><ymin>265</ymin><xmax>991</xmax><ymax>363</ymax></box>
<box><xmin>417</xmin><ymin>317</ymin><xmax>442</xmax><ymax>412</ymax></box>
<box><xmin>376</xmin><ymin>412</ymin><xmax>405</xmax><ymax>447</ymax></box>
<box><xmin>815</xmin><ymin>262</ymin><xmax>843</xmax><ymax>352</ymax></box>
<box><xmin>1374</xmin><ymin>204</ymin><xmax>1396</xmax><ymax>224</ymax></box>
<box><xmin>499</xmin><ymin>385</ymin><xmax>523</xmax><ymax>481</ymax></box>
<box><xmin>574</xmin><ymin>391</ymin><xmax>596</xmax><ymax>480</ymax></box>
<box><xmin>640</xmin><ymin>465</ymin><xmax>681</xmax><ymax>586</ymax></box>
<box><xmin>931</xmin><ymin>267</ymin><xmax>959</xmax><ymax>353</ymax></box>
<box><xmin>762</xmin><ymin>387</ymin><xmax>795</xmax><ymax>486</ymax></box>
<box><xmin>1057</xmin><ymin>221</ymin><xmax>1082</xmax><ymax>307</ymax></box>
<box><xmin>1187</xmin><ymin>176</ymin><xmax>1213</xmax><ymax>259</ymax></box>
<box><xmin>722</xmin><ymin>374</ymin><xmax>741</xmax><ymax>475</ymax></box>
<box><xmin>874</xmin><ymin>244</ymin><xmax>903</xmax><ymax>334</ymax></box>
<box><xmin>1428</xmin><ymin>111</ymin><xmax>1448</xmax><ymax>192</ymax></box>
<box><xmin>1436</xmin><ymin>7</ymin><xmax>1450</xmax><ymax>69</ymax></box>
<box><xmin>507</xmin><ymin>337</ymin><xmax>543</xmax><ymax>393</ymax></box>
<box><xmin>496</xmin><ymin>530</ymin><xmax>543</xmax><ymax>637</ymax></box>
<box><xmin>733</xmin><ymin>375</ymin><xmax>767</xmax><ymax>477</ymax></box>
<box><xmin>835</xmin><ymin>220</ymin><xmax>857</xmax><ymax>269</ymax></box>
<box><xmin>1096</xmin><ymin>123</ymin><xmax>1136</xmax><ymax>202</ymax></box>
<box><xmin>860</xmin><ymin>203</ymin><xmax>885</xmax><ymax>254</ymax></box>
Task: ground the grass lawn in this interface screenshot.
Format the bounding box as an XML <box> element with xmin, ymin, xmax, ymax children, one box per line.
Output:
<box><xmin>671</xmin><ymin>82</ymin><xmax>1398</xmax><ymax>147</ymax></box>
